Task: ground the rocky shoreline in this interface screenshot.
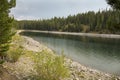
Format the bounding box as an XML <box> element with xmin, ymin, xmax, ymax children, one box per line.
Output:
<box><xmin>19</xmin><ymin>30</ymin><xmax>120</xmax><ymax>39</ymax></box>
<box><xmin>22</xmin><ymin>36</ymin><xmax>120</xmax><ymax>80</ymax></box>
<box><xmin>2</xmin><ymin>35</ymin><xmax>120</xmax><ymax>80</ymax></box>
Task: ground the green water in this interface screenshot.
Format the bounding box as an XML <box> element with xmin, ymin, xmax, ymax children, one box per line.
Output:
<box><xmin>21</xmin><ymin>32</ymin><xmax>120</xmax><ymax>75</ymax></box>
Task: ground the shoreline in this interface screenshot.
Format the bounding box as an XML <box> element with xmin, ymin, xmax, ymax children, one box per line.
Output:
<box><xmin>19</xmin><ymin>30</ymin><xmax>120</xmax><ymax>39</ymax></box>
<box><xmin>3</xmin><ymin>32</ymin><xmax>119</xmax><ymax>80</ymax></box>
<box><xmin>23</xmin><ymin>36</ymin><xmax>120</xmax><ymax>79</ymax></box>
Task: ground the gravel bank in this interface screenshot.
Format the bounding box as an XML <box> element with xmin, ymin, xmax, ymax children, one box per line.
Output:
<box><xmin>23</xmin><ymin>36</ymin><xmax>120</xmax><ymax>80</ymax></box>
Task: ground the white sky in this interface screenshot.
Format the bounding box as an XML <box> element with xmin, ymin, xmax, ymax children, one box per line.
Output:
<box><xmin>11</xmin><ymin>0</ymin><xmax>110</xmax><ymax>20</ymax></box>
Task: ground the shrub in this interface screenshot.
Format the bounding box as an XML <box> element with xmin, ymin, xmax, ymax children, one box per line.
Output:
<box><xmin>0</xmin><ymin>60</ymin><xmax>5</xmax><ymax>64</ymax></box>
<box><xmin>6</xmin><ymin>35</ymin><xmax>24</xmax><ymax>62</ymax></box>
<box><xmin>7</xmin><ymin>45</ymin><xmax>24</xmax><ymax>62</ymax></box>
<box><xmin>33</xmin><ymin>50</ymin><xmax>70</xmax><ymax>80</ymax></box>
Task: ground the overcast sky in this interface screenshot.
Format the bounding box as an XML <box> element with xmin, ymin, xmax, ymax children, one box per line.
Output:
<box><xmin>11</xmin><ymin>0</ymin><xmax>110</xmax><ymax>20</ymax></box>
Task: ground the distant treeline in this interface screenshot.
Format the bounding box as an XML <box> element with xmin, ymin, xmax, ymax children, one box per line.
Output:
<box><xmin>18</xmin><ymin>10</ymin><xmax>120</xmax><ymax>34</ymax></box>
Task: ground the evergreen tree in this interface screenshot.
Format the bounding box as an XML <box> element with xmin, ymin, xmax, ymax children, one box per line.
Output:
<box><xmin>0</xmin><ymin>0</ymin><xmax>16</xmax><ymax>60</ymax></box>
<box><xmin>18</xmin><ymin>10</ymin><xmax>120</xmax><ymax>34</ymax></box>
<box><xmin>106</xmin><ymin>0</ymin><xmax>120</xmax><ymax>10</ymax></box>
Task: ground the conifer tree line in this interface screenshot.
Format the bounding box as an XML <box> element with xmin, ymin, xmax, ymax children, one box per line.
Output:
<box><xmin>0</xmin><ymin>0</ymin><xmax>16</xmax><ymax>60</ymax></box>
<box><xmin>18</xmin><ymin>9</ymin><xmax>120</xmax><ymax>34</ymax></box>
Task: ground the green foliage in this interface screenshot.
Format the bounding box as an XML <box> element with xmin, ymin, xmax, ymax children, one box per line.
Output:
<box><xmin>7</xmin><ymin>45</ymin><xmax>24</xmax><ymax>62</ymax></box>
<box><xmin>0</xmin><ymin>60</ymin><xmax>5</xmax><ymax>64</ymax></box>
<box><xmin>0</xmin><ymin>0</ymin><xmax>16</xmax><ymax>59</ymax></box>
<box><xmin>106</xmin><ymin>0</ymin><xmax>120</xmax><ymax>10</ymax></box>
<box><xmin>18</xmin><ymin>10</ymin><xmax>120</xmax><ymax>34</ymax></box>
<box><xmin>80</xmin><ymin>24</ymin><xmax>90</xmax><ymax>32</ymax></box>
<box><xmin>33</xmin><ymin>50</ymin><xmax>69</xmax><ymax>80</ymax></box>
<box><xmin>6</xmin><ymin>35</ymin><xmax>24</xmax><ymax>62</ymax></box>
<box><xmin>11</xmin><ymin>34</ymin><xmax>24</xmax><ymax>43</ymax></box>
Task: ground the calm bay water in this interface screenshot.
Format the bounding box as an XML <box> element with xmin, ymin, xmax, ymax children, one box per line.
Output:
<box><xmin>21</xmin><ymin>32</ymin><xmax>120</xmax><ymax>75</ymax></box>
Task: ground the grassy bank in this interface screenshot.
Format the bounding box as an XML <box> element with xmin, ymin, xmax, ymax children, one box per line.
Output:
<box><xmin>3</xmin><ymin>34</ymin><xmax>69</xmax><ymax>80</ymax></box>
